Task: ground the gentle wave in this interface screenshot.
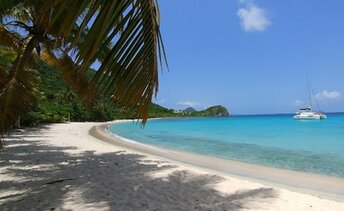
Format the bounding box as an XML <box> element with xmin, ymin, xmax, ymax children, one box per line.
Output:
<box><xmin>109</xmin><ymin>114</ymin><xmax>344</xmax><ymax>178</ymax></box>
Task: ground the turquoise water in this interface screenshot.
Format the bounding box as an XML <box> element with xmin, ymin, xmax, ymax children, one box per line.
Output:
<box><xmin>109</xmin><ymin>113</ymin><xmax>344</xmax><ymax>178</ymax></box>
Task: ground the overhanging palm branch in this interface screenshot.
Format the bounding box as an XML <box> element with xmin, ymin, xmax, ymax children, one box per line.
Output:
<box><xmin>0</xmin><ymin>66</ymin><xmax>39</xmax><ymax>131</ymax></box>
<box><xmin>0</xmin><ymin>0</ymin><xmax>166</xmax><ymax>148</ymax></box>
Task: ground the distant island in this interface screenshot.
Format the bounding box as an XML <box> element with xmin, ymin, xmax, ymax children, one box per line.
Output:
<box><xmin>200</xmin><ymin>105</ymin><xmax>230</xmax><ymax>117</ymax></box>
<box><xmin>149</xmin><ymin>104</ymin><xmax>230</xmax><ymax>118</ymax></box>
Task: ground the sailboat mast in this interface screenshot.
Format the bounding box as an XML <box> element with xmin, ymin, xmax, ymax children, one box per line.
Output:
<box><xmin>307</xmin><ymin>78</ymin><xmax>312</xmax><ymax>109</ymax></box>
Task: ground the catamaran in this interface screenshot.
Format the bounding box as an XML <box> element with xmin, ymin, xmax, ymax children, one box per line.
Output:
<box><xmin>294</xmin><ymin>107</ymin><xmax>327</xmax><ymax>120</ymax></box>
<box><xmin>293</xmin><ymin>80</ymin><xmax>327</xmax><ymax>120</ymax></box>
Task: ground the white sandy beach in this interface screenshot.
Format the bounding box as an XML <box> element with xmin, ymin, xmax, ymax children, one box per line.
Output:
<box><xmin>1</xmin><ymin>122</ymin><xmax>344</xmax><ymax>210</ymax></box>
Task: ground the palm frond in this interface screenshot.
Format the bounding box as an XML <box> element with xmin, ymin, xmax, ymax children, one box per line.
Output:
<box><xmin>0</xmin><ymin>66</ymin><xmax>40</xmax><ymax>133</ymax></box>
<box><xmin>40</xmin><ymin>0</ymin><xmax>166</xmax><ymax>123</ymax></box>
<box><xmin>0</xmin><ymin>0</ymin><xmax>167</xmax><ymax>137</ymax></box>
<box><xmin>41</xmin><ymin>47</ymin><xmax>96</xmax><ymax>102</ymax></box>
<box><xmin>75</xmin><ymin>0</ymin><xmax>165</xmax><ymax>123</ymax></box>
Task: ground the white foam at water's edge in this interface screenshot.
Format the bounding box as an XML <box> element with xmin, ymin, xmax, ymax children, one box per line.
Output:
<box><xmin>106</xmin><ymin>128</ymin><xmax>163</xmax><ymax>151</ymax></box>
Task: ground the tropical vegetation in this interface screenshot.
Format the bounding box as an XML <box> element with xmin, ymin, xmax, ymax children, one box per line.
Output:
<box><xmin>1</xmin><ymin>50</ymin><xmax>229</xmax><ymax>129</ymax></box>
<box><xmin>0</xmin><ymin>0</ymin><xmax>166</xmax><ymax>148</ymax></box>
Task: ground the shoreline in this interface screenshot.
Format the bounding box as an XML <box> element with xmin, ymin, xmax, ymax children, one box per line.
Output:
<box><xmin>2</xmin><ymin>122</ymin><xmax>344</xmax><ymax>210</ymax></box>
<box><xmin>91</xmin><ymin>121</ymin><xmax>344</xmax><ymax>201</ymax></box>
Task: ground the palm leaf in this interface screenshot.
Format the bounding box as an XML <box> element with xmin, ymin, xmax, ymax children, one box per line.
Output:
<box><xmin>41</xmin><ymin>47</ymin><xmax>96</xmax><ymax>102</ymax></box>
<box><xmin>0</xmin><ymin>0</ymin><xmax>166</xmax><ymax>145</ymax></box>
<box><xmin>79</xmin><ymin>0</ymin><xmax>164</xmax><ymax>122</ymax></box>
<box><xmin>0</xmin><ymin>42</ymin><xmax>39</xmax><ymax>135</ymax></box>
<box><xmin>0</xmin><ymin>66</ymin><xmax>39</xmax><ymax>133</ymax></box>
<box><xmin>40</xmin><ymin>0</ymin><xmax>165</xmax><ymax>122</ymax></box>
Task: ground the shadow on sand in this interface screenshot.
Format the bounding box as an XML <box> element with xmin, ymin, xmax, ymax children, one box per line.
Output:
<box><xmin>0</xmin><ymin>127</ymin><xmax>278</xmax><ymax>210</ymax></box>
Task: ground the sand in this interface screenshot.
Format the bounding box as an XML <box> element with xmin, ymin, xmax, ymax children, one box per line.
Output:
<box><xmin>1</xmin><ymin>122</ymin><xmax>343</xmax><ymax>210</ymax></box>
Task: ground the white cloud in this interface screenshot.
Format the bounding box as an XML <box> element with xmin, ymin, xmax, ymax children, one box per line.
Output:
<box><xmin>315</xmin><ymin>90</ymin><xmax>341</xmax><ymax>101</ymax></box>
<box><xmin>237</xmin><ymin>2</ymin><xmax>271</xmax><ymax>32</ymax></box>
<box><xmin>292</xmin><ymin>99</ymin><xmax>304</xmax><ymax>107</ymax></box>
<box><xmin>177</xmin><ymin>101</ymin><xmax>203</xmax><ymax>108</ymax></box>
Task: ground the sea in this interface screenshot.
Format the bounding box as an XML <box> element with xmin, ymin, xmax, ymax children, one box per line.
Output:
<box><xmin>108</xmin><ymin>113</ymin><xmax>344</xmax><ymax>178</ymax></box>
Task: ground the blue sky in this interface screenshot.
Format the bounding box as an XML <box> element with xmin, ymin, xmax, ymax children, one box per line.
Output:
<box><xmin>153</xmin><ymin>0</ymin><xmax>344</xmax><ymax>114</ymax></box>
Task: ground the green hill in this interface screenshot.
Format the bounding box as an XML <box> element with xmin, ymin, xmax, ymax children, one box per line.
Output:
<box><xmin>197</xmin><ymin>105</ymin><xmax>230</xmax><ymax>117</ymax></box>
<box><xmin>1</xmin><ymin>49</ymin><xmax>229</xmax><ymax>125</ymax></box>
<box><xmin>20</xmin><ymin>61</ymin><xmax>179</xmax><ymax>124</ymax></box>
<box><xmin>21</xmin><ymin>62</ymin><xmax>230</xmax><ymax>125</ymax></box>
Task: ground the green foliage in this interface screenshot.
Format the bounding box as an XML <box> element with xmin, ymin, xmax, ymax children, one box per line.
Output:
<box><xmin>0</xmin><ymin>48</ymin><xmax>16</xmax><ymax>69</ymax></box>
<box><xmin>0</xmin><ymin>49</ymin><xmax>228</xmax><ymax>126</ymax></box>
<box><xmin>1</xmin><ymin>0</ymin><xmax>165</xmax><ymax>150</ymax></box>
<box><xmin>20</xmin><ymin>62</ymin><xmax>132</xmax><ymax>126</ymax></box>
<box><xmin>37</xmin><ymin>61</ymin><xmax>69</xmax><ymax>99</ymax></box>
<box><xmin>148</xmin><ymin>104</ymin><xmax>177</xmax><ymax>118</ymax></box>
<box><xmin>18</xmin><ymin>61</ymin><xmax>230</xmax><ymax>125</ymax></box>
<box><xmin>197</xmin><ymin>105</ymin><xmax>230</xmax><ymax>117</ymax></box>
<box><xmin>1</xmin><ymin>49</ymin><xmax>229</xmax><ymax>126</ymax></box>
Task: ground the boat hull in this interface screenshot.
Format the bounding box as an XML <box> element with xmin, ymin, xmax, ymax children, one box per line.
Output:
<box><xmin>293</xmin><ymin>114</ymin><xmax>327</xmax><ymax>120</ymax></box>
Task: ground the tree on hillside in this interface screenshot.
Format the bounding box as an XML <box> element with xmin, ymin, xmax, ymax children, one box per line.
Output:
<box><xmin>0</xmin><ymin>0</ymin><xmax>166</xmax><ymax>148</ymax></box>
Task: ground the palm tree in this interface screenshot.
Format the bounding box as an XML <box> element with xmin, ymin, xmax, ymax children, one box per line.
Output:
<box><xmin>0</xmin><ymin>0</ymin><xmax>166</xmax><ymax>148</ymax></box>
